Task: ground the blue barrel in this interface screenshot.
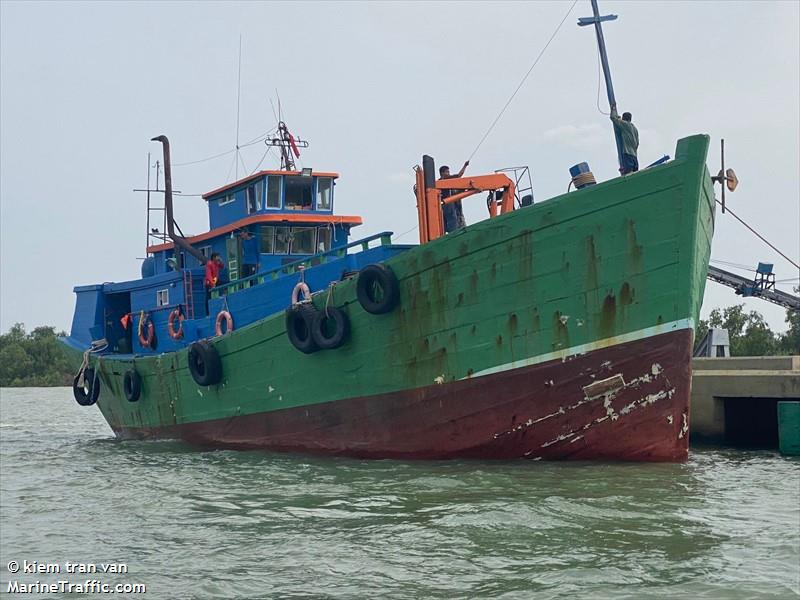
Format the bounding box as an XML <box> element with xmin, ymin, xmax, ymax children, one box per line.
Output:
<box><xmin>569</xmin><ymin>162</ymin><xmax>591</xmax><ymax>178</ymax></box>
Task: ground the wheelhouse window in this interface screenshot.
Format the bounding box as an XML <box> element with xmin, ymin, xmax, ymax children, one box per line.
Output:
<box><xmin>274</xmin><ymin>226</ymin><xmax>291</xmax><ymax>254</ymax></box>
<box><xmin>156</xmin><ymin>289</ymin><xmax>169</xmax><ymax>307</ymax></box>
<box><xmin>316</xmin><ymin>177</ymin><xmax>332</xmax><ymax>210</ymax></box>
<box><xmin>290</xmin><ymin>227</ymin><xmax>315</xmax><ymax>254</ymax></box>
<box><xmin>266</xmin><ymin>176</ymin><xmax>282</xmax><ymax>209</ymax></box>
<box><xmin>199</xmin><ymin>246</ymin><xmax>212</xmax><ymax>259</ymax></box>
<box><xmin>218</xmin><ymin>193</ymin><xmax>235</xmax><ymax>206</ymax></box>
<box><xmin>259</xmin><ymin>226</ymin><xmax>275</xmax><ymax>254</ymax></box>
<box><xmin>285</xmin><ymin>176</ymin><xmax>313</xmax><ymax>210</ymax></box>
<box><xmin>246</xmin><ymin>182</ymin><xmax>263</xmax><ymax>214</ymax></box>
<box><xmin>317</xmin><ymin>227</ymin><xmax>332</xmax><ymax>252</ymax></box>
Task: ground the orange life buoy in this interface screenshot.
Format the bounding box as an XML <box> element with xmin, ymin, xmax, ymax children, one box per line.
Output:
<box><xmin>291</xmin><ymin>282</ymin><xmax>311</xmax><ymax>305</ymax></box>
<box><xmin>215</xmin><ymin>310</ymin><xmax>234</xmax><ymax>336</ymax></box>
<box><xmin>168</xmin><ymin>308</ymin><xmax>184</xmax><ymax>340</ymax></box>
<box><xmin>138</xmin><ymin>313</ymin><xmax>155</xmax><ymax>348</ymax></box>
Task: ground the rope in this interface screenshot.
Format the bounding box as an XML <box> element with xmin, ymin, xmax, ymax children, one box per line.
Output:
<box><xmin>571</xmin><ymin>171</ymin><xmax>597</xmax><ymax>190</ymax></box>
<box><xmin>467</xmin><ymin>0</ymin><xmax>578</xmax><ymax>162</ymax></box>
<box><xmin>595</xmin><ymin>46</ymin><xmax>610</xmax><ymax>116</ymax></box>
<box><xmin>325</xmin><ymin>281</ymin><xmax>336</xmax><ymax>318</ymax></box>
<box><xmin>716</xmin><ymin>200</ymin><xmax>799</xmax><ymax>270</ymax></box>
<box><xmin>76</xmin><ymin>339</ymin><xmax>108</xmax><ymax>386</ymax></box>
<box><xmin>137</xmin><ymin>310</ymin><xmax>146</xmax><ymax>341</ymax></box>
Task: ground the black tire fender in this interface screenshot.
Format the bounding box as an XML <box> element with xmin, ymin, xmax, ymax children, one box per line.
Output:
<box><xmin>123</xmin><ymin>370</ymin><xmax>142</xmax><ymax>402</ymax></box>
<box><xmin>356</xmin><ymin>264</ymin><xmax>400</xmax><ymax>315</ymax></box>
<box><xmin>311</xmin><ymin>306</ymin><xmax>350</xmax><ymax>350</ymax></box>
<box><xmin>188</xmin><ymin>340</ymin><xmax>223</xmax><ymax>386</ymax></box>
<box><xmin>73</xmin><ymin>367</ymin><xmax>100</xmax><ymax>406</ymax></box>
<box><xmin>285</xmin><ymin>304</ymin><xmax>319</xmax><ymax>354</ymax></box>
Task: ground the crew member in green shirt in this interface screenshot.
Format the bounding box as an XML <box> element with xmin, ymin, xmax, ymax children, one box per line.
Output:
<box><xmin>611</xmin><ymin>109</ymin><xmax>639</xmax><ymax>175</ymax></box>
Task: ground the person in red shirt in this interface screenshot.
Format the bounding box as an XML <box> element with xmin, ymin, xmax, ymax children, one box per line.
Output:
<box><xmin>204</xmin><ymin>252</ymin><xmax>224</xmax><ymax>312</ymax></box>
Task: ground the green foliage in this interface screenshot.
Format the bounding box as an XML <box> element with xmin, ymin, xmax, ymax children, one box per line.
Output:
<box><xmin>694</xmin><ymin>304</ymin><xmax>800</xmax><ymax>356</ymax></box>
<box><xmin>0</xmin><ymin>323</ymin><xmax>73</xmax><ymax>387</ymax></box>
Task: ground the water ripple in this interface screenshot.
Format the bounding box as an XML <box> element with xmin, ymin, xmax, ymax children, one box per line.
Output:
<box><xmin>1</xmin><ymin>388</ymin><xmax>798</xmax><ymax>599</ymax></box>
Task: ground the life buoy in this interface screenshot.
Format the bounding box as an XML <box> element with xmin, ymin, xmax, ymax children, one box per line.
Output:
<box><xmin>188</xmin><ymin>341</ymin><xmax>223</xmax><ymax>386</ymax></box>
<box><xmin>138</xmin><ymin>313</ymin><xmax>155</xmax><ymax>348</ymax></box>
<box><xmin>168</xmin><ymin>308</ymin><xmax>185</xmax><ymax>340</ymax></box>
<box><xmin>73</xmin><ymin>367</ymin><xmax>100</xmax><ymax>406</ymax></box>
<box><xmin>215</xmin><ymin>310</ymin><xmax>234</xmax><ymax>336</ymax></box>
<box><xmin>311</xmin><ymin>306</ymin><xmax>350</xmax><ymax>350</ymax></box>
<box><xmin>291</xmin><ymin>281</ymin><xmax>311</xmax><ymax>305</ymax></box>
<box><xmin>285</xmin><ymin>304</ymin><xmax>318</xmax><ymax>354</ymax></box>
<box><xmin>124</xmin><ymin>370</ymin><xmax>141</xmax><ymax>402</ymax></box>
<box><xmin>356</xmin><ymin>264</ymin><xmax>400</xmax><ymax>314</ymax></box>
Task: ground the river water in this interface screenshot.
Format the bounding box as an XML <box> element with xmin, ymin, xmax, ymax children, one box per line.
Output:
<box><xmin>0</xmin><ymin>387</ymin><xmax>798</xmax><ymax>599</ymax></box>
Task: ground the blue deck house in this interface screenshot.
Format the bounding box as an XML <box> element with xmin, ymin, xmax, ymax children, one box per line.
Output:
<box><xmin>64</xmin><ymin>137</ymin><xmax>409</xmax><ymax>357</ymax></box>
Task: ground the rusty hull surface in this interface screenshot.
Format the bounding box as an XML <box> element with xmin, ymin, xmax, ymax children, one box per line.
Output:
<box><xmin>113</xmin><ymin>328</ymin><xmax>692</xmax><ymax>461</ymax></box>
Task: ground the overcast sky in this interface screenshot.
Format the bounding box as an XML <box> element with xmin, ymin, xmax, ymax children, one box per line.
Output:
<box><xmin>1</xmin><ymin>0</ymin><xmax>798</xmax><ymax>334</ymax></box>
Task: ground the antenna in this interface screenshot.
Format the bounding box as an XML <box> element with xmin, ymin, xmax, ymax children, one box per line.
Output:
<box><xmin>235</xmin><ymin>34</ymin><xmax>243</xmax><ymax>179</ymax></box>
<box><xmin>134</xmin><ymin>156</ymin><xmax>184</xmax><ymax>252</ymax></box>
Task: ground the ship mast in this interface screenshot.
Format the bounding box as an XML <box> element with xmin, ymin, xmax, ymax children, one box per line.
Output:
<box><xmin>578</xmin><ymin>0</ymin><xmax>623</xmax><ymax>171</ymax></box>
<box><xmin>265</xmin><ymin>121</ymin><xmax>309</xmax><ymax>171</ymax></box>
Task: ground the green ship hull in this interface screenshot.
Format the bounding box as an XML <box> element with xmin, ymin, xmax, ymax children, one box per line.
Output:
<box><xmin>64</xmin><ymin>134</ymin><xmax>714</xmax><ymax>461</ymax></box>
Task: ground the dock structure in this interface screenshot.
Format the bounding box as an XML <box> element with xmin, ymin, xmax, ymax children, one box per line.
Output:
<box><xmin>691</xmin><ymin>356</ymin><xmax>800</xmax><ymax>453</ymax></box>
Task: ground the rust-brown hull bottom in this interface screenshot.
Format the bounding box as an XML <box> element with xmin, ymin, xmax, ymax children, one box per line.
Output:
<box><xmin>114</xmin><ymin>329</ymin><xmax>692</xmax><ymax>461</ymax></box>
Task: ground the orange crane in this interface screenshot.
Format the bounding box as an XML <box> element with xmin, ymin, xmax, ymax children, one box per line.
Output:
<box><xmin>414</xmin><ymin>155</ymin><xmax>517</xmax><ymax>244</ymax></box>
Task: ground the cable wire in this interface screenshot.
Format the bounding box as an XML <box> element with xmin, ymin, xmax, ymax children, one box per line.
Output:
<box><xmin>716</xmin><ymin>199</ymin><xmax>800</xmax><ymax>271</ymax></box>
<box><xmin>171</xmin><ymin>127</ymin><xmax>275</xmax><ymax>168</ymax></box>
<box><xmin>173</xmin><ymin>147</ymin><xmax>237</xmax><ymax>167</ymax></box>
<box><xmin>467</xmin><ymin>0</ymin><xmax>578</xmax><ymax>161</ymax></box>
<box><xmin>394</xmin><ymin>224</ymin><xmax>419</xmax><ymax>241</ymax></box>
<box><xmin>250</xmin><ymin>146</ymin><xmax>272</xmax><ymax>174</ymax></box>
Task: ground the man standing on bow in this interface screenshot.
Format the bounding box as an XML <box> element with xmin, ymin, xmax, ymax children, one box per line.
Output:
<box><xmin>439</xmin><ymin>160</ymin><xmax>470</xmax><ymax>233</ymax></box>
<box><xmin>611</xmin><ymin>109</ymin><xmax>639</xmax><ymax>175</ymax></box>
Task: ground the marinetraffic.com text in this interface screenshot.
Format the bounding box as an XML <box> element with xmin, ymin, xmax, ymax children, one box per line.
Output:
<box><xmin>5</xmin><ymin>560</ymin><xmax>146</xmax><ymax>595</ymax></box>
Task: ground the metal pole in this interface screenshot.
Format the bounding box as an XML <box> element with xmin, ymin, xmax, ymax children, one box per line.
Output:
<box><xmin>591</xmin><ymin>0</ymin><xmax>616</xmax><ymax>113</ymax></box>
<box><xmin>145</xmin><ymin>152</ymin><xmax>151</xmax><ymax>252</ymax></box>
<box><xmin>580</xmin><ymin>0</ymin><xmax>624</xmax><ymax>171</ymax></box>
<box><xmin>721</xmin><ymin>139</ymin><xmax>726</xmax><ymax>214</ymax></box>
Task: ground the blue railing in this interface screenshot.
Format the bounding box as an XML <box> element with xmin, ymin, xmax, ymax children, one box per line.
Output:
<box><xmin>210</xmin><ymin>231</ymin><xmax>394</xmax><ymax>298</ymax></box>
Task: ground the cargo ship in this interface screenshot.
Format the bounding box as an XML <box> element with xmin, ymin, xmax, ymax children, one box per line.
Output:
<box><xmin>60</xmin><ymin>2</ymin><xmax>717</xmax><ymax>461</ymax></box>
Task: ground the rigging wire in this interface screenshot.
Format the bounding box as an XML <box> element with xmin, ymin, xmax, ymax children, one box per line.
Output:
<box><xmin>394</xmin><ymin>224</ymin><xmax>419</xmax><ymax>241</ymax></box>
<box><xmin>715</xmin><ymin>199</ymin><xmax>800</xmax><ymax>271</ymax></box>
<box><xmin>171</xmin><ymin>127</ymin><xmax>276</xmax><ymax>168</ymax></box>
<box><xmin>173</xmin><ymin>147</ymin><xmax>236</xmax><ymax>167</ymax></box>
<box><xmin>225</xmin><ymin>150</ymin><xmax>238</xmax><ymax>182</ymax></box>
<box><xmin>250</xmin><ymin>146</ymin><xmax>272</xmax><ymax>174</ymax></box>
<box><xmin>467</xmin><ymin>0</ymin><xmax>578</xmax><ymax>162</ymax></box>
<box><xmin>710</xmin><ymin>258</ymin><xmax>757</xmax><ymax>272</ymax></box>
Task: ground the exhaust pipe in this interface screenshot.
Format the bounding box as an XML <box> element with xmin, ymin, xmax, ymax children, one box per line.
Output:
<box><xmin>151</xmin><ymin>135</ymin><xmax>207</xmax><ymax>265</ymax></box>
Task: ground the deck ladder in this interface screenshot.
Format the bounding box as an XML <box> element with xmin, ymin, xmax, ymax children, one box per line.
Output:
<box><xmin>183</xmin><ymin>270</ymin><xmax>195</xmax><ymax>319</ymax></box>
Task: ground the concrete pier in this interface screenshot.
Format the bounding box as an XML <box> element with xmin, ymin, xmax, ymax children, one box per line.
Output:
<box><xmin>691</xmin><ymin>356</ymin><xmax>800</xmax><ymax>448</ymax></box>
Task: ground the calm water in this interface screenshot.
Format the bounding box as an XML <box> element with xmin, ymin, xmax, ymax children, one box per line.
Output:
<box><xmin>0</xmin><ymin>388</ymin><xmax>798</xmax><ymax>599</ymax></box>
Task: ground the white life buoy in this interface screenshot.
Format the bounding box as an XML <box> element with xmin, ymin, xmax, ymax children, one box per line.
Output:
<box><xmin>291</xmin><ymin>282</ymin><xmax>311</xmax><ymax>305</ymax></box>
